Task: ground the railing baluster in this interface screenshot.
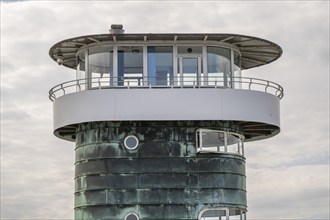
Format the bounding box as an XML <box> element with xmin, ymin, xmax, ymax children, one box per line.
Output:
<box><xmin>265</xmin><ymin>81</ymin><xmax>269</xmax><ymax>92</ymax></box>
<box><xmin>77</xmin><ymin>80</ymin><xmax>81</xmax><ymax>92</ymax></box>
<box><xmin>61</xmin><ymin>84</ymin><xmax>65</xmax><ymax>95</ymax></box>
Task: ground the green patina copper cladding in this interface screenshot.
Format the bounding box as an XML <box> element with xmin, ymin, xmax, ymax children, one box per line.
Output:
<box><xmin>75</xmin><ymin>121</ymin><xmax>246</xmax><ymax>220</ymax></box>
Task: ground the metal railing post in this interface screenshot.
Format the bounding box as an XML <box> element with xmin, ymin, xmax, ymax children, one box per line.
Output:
<box><xmin>61</xmin><ymin>84</ymin><xmax>65</xmax><ymax>95</ymax></box>
<box><xmin>265</xmin><ymin>81</ymin><xmax>269</xmax><ymax>92</ymax></box>
<box><xmin>77</xmin><ymin>80</ymin><xmax>81</xmax><ymax>92</ymax></box>
<box><xmin>225</xmin><ymin>208</ymin><xmax>229</xmax><ymax>220</ymax></box>
<box><xmin>224</xmin><ymin>132</ymin><xmax>228</xmax><ymax>153</ymax></box>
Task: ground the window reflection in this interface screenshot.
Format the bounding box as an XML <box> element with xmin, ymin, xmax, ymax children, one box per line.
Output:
<box><xmin>207</xmin><ymin>47</ymin><xmax>231</xmax><ymax>87</ymax></box>
<box><xmin>77</xmin><ymin>47</ymin><xmax>113</xmax><ymax>89</ymax></box>
<box><xmin>147</xmin><ymin>46</ymin><xmax>173</xmax><ymax>86</ymax></box>
<box><xmin>89</xmin><ymin>47</ymin><xmax>113</xmax><ymax>78</ymax></box>
<box><xmin>233</xmin><ymin>51</ymin><xmax>242</xmax><ymax>89</ymax></box>
<box><xmin>196</xmin><ymin>129</ymin><xmax>244</xmax><ymax>156</ymax></box>
<box><xmin>75</xmin><ymin>45</ymin><xmax>241</xmax><ymax>89</ymax></box>
<box><xmin>117</xmin><ymin>46</ymin><xmax>143</xmax><ymax>86</ymax></box>
<box><xmin>76</xmin><ymin>61</ymin><xmax>86</xmax><ymax>91</ymax></box>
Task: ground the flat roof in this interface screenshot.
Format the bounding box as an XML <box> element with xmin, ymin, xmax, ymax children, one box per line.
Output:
<box><xmin>49</xmin><ymin>33</ymin><xmax>282</xmax><ymax>70</ymax></box>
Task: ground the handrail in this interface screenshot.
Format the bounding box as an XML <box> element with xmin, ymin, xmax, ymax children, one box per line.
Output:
<box><xmin>49</xmin><ymin>76</ymin><xmax>284</xmax><ymax>101</ymax></box>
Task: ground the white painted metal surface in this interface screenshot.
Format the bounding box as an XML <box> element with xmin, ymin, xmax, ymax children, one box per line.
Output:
<box><xmin>53</xmin><ymin>88</ymin><xmax>280</xmax><ymax>131</ymax></box>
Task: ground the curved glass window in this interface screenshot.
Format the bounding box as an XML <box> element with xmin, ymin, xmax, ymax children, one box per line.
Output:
<box><xmin>196</xmin><ymin>129</ymin><xmax>244</xmax><ymax>156</ymax></box>
<box><xmin>147</xmin><ymin>46</ymin><xmax>173</xmax><ymax>86</ymax></box>
<box><xmin>198</xmin><ymin>207</ymin><xmax>247</xmax><ymax>220</ymax></box>
<box><xmin>77</xmin><ymin>47</ymin><xmax>113</xmax><ymax>89</ymax></box>
<box><xmin>233</xmin><ymin>50</ymin><xmax>242</xmax><ymax>89</ymax></box>
<box><xmin>207</xmin><ymin>47</ymin><xmax>231</xmax><ymax>87</ymax></box>
<box><xmin>76</xmin><ymin>60</ymin><xmax>86</xmax><ymax>79</ymax></box>
<box><xmin>74</xmin><ymin>44</ymin><xmax>241</xmax><ymax>90</ymax></box>
<box><xmin>76</xmin><ymin>60</ymin><xmax>86</xmax><ymax>91</ymax></box>
<box><xmin>88</xmin><ymin>46</ymin><xmax>113</xmax><ymax>77</ymax></box>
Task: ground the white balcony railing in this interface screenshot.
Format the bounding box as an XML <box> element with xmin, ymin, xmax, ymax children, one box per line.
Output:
<box><xmin>49</xmin><ymin>76</ymin><xmax>284</xmax><ymax>101</ymax></box>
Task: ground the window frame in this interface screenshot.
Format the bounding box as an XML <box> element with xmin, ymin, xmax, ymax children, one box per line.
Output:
<box><xmin>196</xmin><ymin>128</ymin><xmax>244</xmax><ymax>156</ymax></box>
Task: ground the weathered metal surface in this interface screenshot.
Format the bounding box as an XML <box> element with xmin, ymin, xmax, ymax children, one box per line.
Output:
<box><xmin>74</xmin><ymin>121</ymin><xmax>246</xmax><ymax>220</ymax></box>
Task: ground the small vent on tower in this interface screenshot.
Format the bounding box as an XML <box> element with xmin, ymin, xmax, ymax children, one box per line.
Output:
<box><xmin>123</xmin><ymin>135</ymin><xmax>139</xmax><ymax>150</ymax></box>
<box><xmin>110</xmin><ymin>24</ymin><xmax>124</xmax><ymax>34</ymax></box>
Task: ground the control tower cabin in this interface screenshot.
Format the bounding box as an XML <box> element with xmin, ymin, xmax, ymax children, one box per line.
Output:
<box><xmin>49</xmin><ymin>25</ymin><xmax>283</xmax><ymax>220</ymax></box>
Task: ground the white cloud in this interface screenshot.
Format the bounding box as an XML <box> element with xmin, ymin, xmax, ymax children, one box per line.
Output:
<box><xmin>1</xmin><ymin>1</ymin><xmax>329</xmax><ymax>219</ymax></box>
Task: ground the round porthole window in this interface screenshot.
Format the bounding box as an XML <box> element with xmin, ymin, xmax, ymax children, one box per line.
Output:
<box><xmin>124</xmin><ymin>212</ymin><xmax>139</xmax><ymax>220</ymax></box>
<box><xmin>124</xmin><ymin>135</ymin><xmax>139</xmax><ymax>150</ymax></box>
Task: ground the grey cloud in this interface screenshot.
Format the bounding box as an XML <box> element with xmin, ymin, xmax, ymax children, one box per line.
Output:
<box><xmin>1</xmin><ymin>122</ymin><xmax>74</xmax><ymax>219</ymax></box>
<box><xmin>247</xmin><ymin>165</ymin><xmax>329</xmax><ymax>219</ymax></box>
<box><xmin>1</xmin><ymin>102</ymin><xmax>31</xmax><ymax>122</ymax></box>
<box><xmin>250</xmin><ymin>187</ymin><xmax>329</xmax><ymax>219</ymax></box>
<box><xmin>1</xmin><ymin>1</ymin><xmax>329</xmax><ymax>219</ymax></box>
<box><xmin>0</xmin><ymin>0</ymin><xmax>25</xmax><ymax>3</ymax></box>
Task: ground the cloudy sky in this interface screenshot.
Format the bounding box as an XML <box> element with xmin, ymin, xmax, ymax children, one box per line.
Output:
<box><xmin>1</xmin><ymin>0</ymin><xmax>329</xmax><ymax>219</ymax></box>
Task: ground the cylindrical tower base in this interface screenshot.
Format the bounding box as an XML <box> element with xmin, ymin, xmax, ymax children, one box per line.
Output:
<box><xmin>74</xmin><ymin>121</ymin><xmax>247</xmax><ymax>220</ymax></box>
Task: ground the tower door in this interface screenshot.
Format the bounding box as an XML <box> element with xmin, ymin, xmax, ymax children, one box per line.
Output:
<box><xmin>178</xmin><ymin>56</ymin><xmax>202</xmax><ymax>86</ymax></box>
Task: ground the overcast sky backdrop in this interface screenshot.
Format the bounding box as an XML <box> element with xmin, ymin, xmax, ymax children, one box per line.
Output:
<box><xmin>1</xmin><ymin>0</ymin><xmax>329</xmax><ymax>219</ymax></box>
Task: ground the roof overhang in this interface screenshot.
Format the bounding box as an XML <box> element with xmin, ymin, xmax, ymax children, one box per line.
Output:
<box><xmin>49</xmin><ymin>33</ymin><xmax>282</xmax><ymax>70</ymax></box>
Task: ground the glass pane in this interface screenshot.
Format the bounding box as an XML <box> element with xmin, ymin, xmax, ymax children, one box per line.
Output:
<box><xmin>233</xmin><ymin>51</ymin><xmax>242</xmax><ymax>89</ymax></box>
<box><xmin>201</xmin><ymin>210</ymin><xmax>226</xmax><ymax>218</ymax></box>
<box><xmin>87</xmin><ymin>47</ymin><xmax>113</xmax><ymax>88</ymax></box>
<box><xmin>89</xmin><ymin>48</ymin><xmax>113</xmax><ymax>76</ymax></box>
<box><xmin>207</xmin><ymin>47</ymin><xmax>231</xmax><ymax>87</ymax></box>
<box><xmin>76</xmin><ymin>62</ymin><xmax>86</xmax><ymax>91</ymax></box>
<box><xmin>197</xmin><ymin>129</ymin><xmax>244</xmax><ymax>155</ymax></box>
<box><xmin>183</xmin><ymin>58</ymin><xmax>197</xmax><ymax>86</ymax></box>
<box><xmin>227</xmin><ymin>133</ymin><xmax>240</xmax><ymax>145</ymax></box>
<box><xmin>227</xmin><ymin>134</ymin><xmax>240</xmax><ymax>154</ymax></box>
<box><xmin>118</xmin><ymin>46</ymin><xmax>143</xmax><ymax>86</ymax></box>
<box><xmin>202</xmin><ymin>132</ymin><xmax>225</xmax><ymax>148</ymax></box>
<box><xmin>147</xmin><ymin>46</ymin><xmax>173</xmax><ymax>86</ymax></box>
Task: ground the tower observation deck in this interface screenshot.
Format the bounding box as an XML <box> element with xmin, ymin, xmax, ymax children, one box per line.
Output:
<box><xmin>49</xmin><ymin>24</ymin><xmax>283</xmax><ymax>220</ymax></box>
